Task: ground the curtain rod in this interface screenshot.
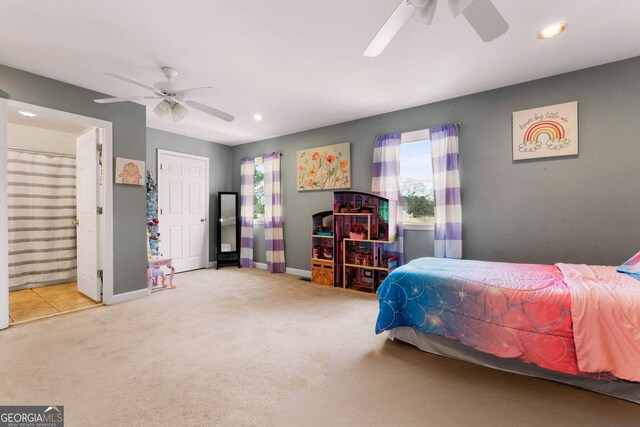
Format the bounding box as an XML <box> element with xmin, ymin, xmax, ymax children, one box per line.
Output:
<box><xmin>375</xmin><ymin>121</ymin><xmax>462</xmax><ymax>139</ymax></box>
<box><xmin>252</xmin><ymin>152</ymin><xmax>282</xmax><ymax>160</ymax></box>
<box><xmin>8</xmin><ymin>147</ymin><xmax>76</xmax><ymax>159</ymax></box>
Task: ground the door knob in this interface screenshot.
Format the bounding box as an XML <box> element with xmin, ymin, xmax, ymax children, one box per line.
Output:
<box><xmin>72</xmin><ymin>219</ymin><xmax>80</xmax><ymax>226</ymax></box>
<box><xmin>200</xmin><ymin>218</ymin><xmax>206</xmax><ymax>222</ymax></box>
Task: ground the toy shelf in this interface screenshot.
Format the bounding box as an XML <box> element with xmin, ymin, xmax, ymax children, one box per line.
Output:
<box><xmin>311</xmin><ymin>211</ymin><xmax>334</xmax><ymax>286</ymax></box>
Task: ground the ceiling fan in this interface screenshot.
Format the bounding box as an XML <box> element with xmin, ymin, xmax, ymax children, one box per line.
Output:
<box><xmin>93</xmin><ymin>67</ymin><xmax>234</xmax><ymax>122</ymax></box>
<box><xmin>363</xmin><ymin>0</ymin><xmax>509</xmax><ymax>57</ymax></box>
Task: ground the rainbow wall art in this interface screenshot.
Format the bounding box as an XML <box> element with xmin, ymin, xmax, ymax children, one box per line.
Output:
<box><xmin>512</xmin><ymin>101</ymin><xmax>578</xmax><ymax>160</ymax></box>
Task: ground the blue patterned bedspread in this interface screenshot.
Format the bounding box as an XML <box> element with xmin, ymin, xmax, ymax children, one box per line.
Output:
<box><xmin>375</xmin><ymin>257</ymin><xmax>582</xmax><ymax>375</ymax></box>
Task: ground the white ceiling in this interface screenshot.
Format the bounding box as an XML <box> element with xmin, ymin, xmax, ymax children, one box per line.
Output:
<box><xmin>1</xmin><ymin>1</ymin><xmax>639</xmax><ymax>146</ymax></box>
<box><xmin>7</xmin><ymin>109</ymin><xmax>90</xmax><ymax>135</ymax></box>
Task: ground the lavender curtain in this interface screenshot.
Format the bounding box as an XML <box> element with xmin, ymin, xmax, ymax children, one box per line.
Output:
<box><xmin>263</xmin><ymin>152</ymin><xmax>286</xmax><ymax>273</ymax></box>
<box><xmin>239</xmin><ymin>158</ymin><xmax>255</xmax><ymax>268</ymax></box>
<box><xmin>430</xmin><ymin>124</ymin><xmax>462</xmax><ymax>258</ymax></box>
<box><xmin>371</xmin><ymin>133</ymin><xmax>403</xmax><ymax>265</ymax></box>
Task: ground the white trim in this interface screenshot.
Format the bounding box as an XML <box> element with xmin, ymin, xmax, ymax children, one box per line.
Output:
<box><xmin>285</xmin><ymin>267</ymin><xmax>311</xmax><ymax>278</ymax></box>
<box><xmin>157</xmin><ymin>148</ymin><xmax>209</xmax><ymax>163</ymax></box>
<box><xmin>109</xmin><ymin>288</ymin><xmax>148</xmax><ymax>304</ymax></box>
<box><xmin>401</xmin><ymin>129</ymin><xmax>430</xmax><ymax>144</ymax></box>
<box><xmin>156</xmin><ymin>149</ymin><xmax>210</xmax><ymax>271</ymax></box>
<box><xmin>0</xmin><ymin>100</ymin><xmax>115</xmax><ymax>324</ymax></box>
<box><xmin>0</xmin><ymin>99</ymin><xmax>8</xmax><ymax>330</ymax></box>
<box><xmin>403</xmin><ymin>223</ymin><xmax>435</xmax><ymax>231</ymax></box>
<box><xmin>100</xmin><ymin>125</ymin><xmax>115</xmax><ymax>305</ymax></box>
<box><xmin>250</xmin><ymin>262</ymin><xmax>310</xmax><ymax>278</ymax></box>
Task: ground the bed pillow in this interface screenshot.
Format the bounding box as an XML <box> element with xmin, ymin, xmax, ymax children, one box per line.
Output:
<box><xmin>617</xmin><ymin>251</ymin><xmax>640</xmax><ymax>280</ymax></box>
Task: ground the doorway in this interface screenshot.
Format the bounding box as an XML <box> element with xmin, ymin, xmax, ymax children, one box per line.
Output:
<box><xmin>0</xmin><ymin>100</ymin><xmax>114</xmax><ymax>329</ymax></box>
<box><xmin>157</xmin><ymin>150</ymin><xmax>209</xmax><ymax>273</ymax></box>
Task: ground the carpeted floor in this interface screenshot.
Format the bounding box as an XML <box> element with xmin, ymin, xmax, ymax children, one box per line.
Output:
<box><xmin>1</xmin><ymin>268</ymin><xmax>639</xmax><ymax>426</ymax></box>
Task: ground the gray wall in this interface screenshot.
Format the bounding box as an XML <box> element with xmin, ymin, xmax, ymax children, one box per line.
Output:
<box><xmin>146</xmin><ymin>128</ymin><xmax>233</xmax><ymax>262</ymax></box>
<box><xmin>233</xmin><ymin>56</ymin><xmax>640</xmax><ymax>270</ymax></box>
<box><xmin>1</xmin><ymin>64</ymin><xmax>147</xmax><ymax>295</ymax></box>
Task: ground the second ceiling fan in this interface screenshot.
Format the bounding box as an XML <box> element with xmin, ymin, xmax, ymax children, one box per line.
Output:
<box><xmin>363</xmin><ymin>0</ymin><xmax>509</xmax><ymax>57</ymax></box>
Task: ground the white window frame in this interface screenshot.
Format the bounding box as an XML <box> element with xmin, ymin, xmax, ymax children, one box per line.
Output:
<box><xmin>400</xmin><ymin>129</ymin><xmax>435</xmax><ymax>231</ymax></box>
<box><xmin>253</xmin><ymin>156</ymin><xmax>265</xmax><ymax>226</ymax></box>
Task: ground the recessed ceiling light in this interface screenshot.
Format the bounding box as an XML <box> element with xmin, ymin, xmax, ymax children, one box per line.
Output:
<box><xmin>253</xmin><ymin>114</ymin><xmax>263</xmax><ymax>121</ymax></box>
<box><xmin>18</xmin><ymin>111</ymin><xmax>37</xmax><ymax>118</ymax></box>
<box><xmin>538</xmin><ymin>22</ymin><xmax>567</xmax><ymax>40</ymax></box>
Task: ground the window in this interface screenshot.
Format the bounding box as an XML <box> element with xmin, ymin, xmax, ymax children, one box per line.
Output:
<box><xmin>400</xmin><ymin>130</ymin><xmax>434</xmax><ymax>226</ymax></box>
<box><xmin>253</xmin><ymin>160</ymin><xmax>265</xmax><ymax>221</ymax></box>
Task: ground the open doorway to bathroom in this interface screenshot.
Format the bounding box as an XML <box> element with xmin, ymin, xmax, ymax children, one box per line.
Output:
<box><xmin>4</xmin><ymin>106</ymin><xmax>104</xmax><ymax>324</ymax></box>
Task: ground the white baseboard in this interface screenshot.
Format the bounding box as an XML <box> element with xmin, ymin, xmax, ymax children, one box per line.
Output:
<box><xmin>252</xmin><ymin>262</ymin><xmax>310</xmax><ymax>278</ymax></box>
<box><xmin>106</xmin><ymin>288</ymin><xmax>148</xmax><ymax>305</ymax></box>
<box><xmin>285</xmin><ymin>267</ymin><xmax>311</xmax><ymax>278</ymax></box>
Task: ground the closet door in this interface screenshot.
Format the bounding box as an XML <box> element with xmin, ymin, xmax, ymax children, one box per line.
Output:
<box><xmin>76</xmin><ymin>128</ymin><xmax>101</xmax><ymax>301</ymax></box>
<box><xmin>157</xmin><ymin>150</ymin><xmax>209</xmax><ymax>273</ymax></box>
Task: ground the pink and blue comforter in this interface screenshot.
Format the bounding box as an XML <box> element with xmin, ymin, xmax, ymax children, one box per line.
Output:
<box><xmin>376</xmin><ymin>257</ymin><xmax>635</xmax><ymax>379</ymax></box>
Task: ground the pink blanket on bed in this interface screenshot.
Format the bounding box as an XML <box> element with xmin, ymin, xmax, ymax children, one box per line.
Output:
<box><xmin>557</xmin><ymin>263</ymin><xmax>640</xmax><ymax>382</ymax></box>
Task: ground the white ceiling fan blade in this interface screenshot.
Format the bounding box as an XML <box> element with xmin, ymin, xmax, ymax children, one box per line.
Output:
<box><xmin>185</xmin><ymin>100</ymin><xmax>235</xmax><ymax>122</ymax></box>
<box><xmin>105</xmin><ymin>73</ymin><xmax>157</xmax><ymax>92</ymax></box>
<box><xmin>94</xmin><ymin>96</ymin><xmax>161</xmax><ymax>104</ymax></box>
<box><xmin>175</xmin><ymin>87</ymin><xmax>216</xmax><ymax>97</ymax></box>
<box><xmin>412</xmin><ymin>0</ymin><xmax>437</xmax><ymax>24</ymax></box>
<box><xmin>460</xmin><ymin>0</ymin><xmax>509</xmax><ymax>42</ymax></box>
<box><xmin>447</xmin><ymin>0</ymin><xmax>474</xmax><ymax>17</ymax></box>
<box><xmin>363</xmin><ymin>1</ymin><xmax>416</xmax><ymax>57</ymax></box>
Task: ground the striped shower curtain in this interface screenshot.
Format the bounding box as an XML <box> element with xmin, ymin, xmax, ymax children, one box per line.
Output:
<box><xmin>430</xmin><ymin>124</ymin><xmax>462</xmax><ymax>258</ymax></box>
<box><xmin>371</xmin><ymin>133</ymin><xmax>404</xmax><ymax>265</ymax></box>
<box><xmin>239</xmin><ymin>158</ymin><xmax>255</xmax><ymax>268</ymax></box>
<box><xmin>263</xmin><ymin>152</ymin><xmax>286</xmax><ymax>273</ymax></box>
<box><xmin>7</xmin><ymin>150</ymin><xmax>77</xmax><ymax>289</ymax></box>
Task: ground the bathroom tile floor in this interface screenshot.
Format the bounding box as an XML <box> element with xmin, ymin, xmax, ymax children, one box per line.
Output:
<box><xmin>9</xmin><ymin>282</ymin><xmax>100</xmax><ymax>323</ymax></box>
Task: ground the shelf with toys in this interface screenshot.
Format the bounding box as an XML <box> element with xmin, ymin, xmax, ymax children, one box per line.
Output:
<box><xmin>311</xmin><ymin>211</ymin><xmax>334</xmax><ymax>286</ymax></box>
<box><xmin>342</xmin><ymin>238</ymin><xmax>398</xmax><ymax>292</ymax></box>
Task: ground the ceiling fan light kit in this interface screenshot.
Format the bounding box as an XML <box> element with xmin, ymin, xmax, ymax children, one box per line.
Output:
<box><xmin>171</xmin><ymin>103</ymin><xmax>189</xmax><ymax>121</ymax></box>
<box><xmin>363</xmin><ymin>0</ymin><xmax>509</xmax><ymax>57</ymax></box>
<box><xmin>93</xmin><ymin>67</ymin><xmax>235</xmax><ymax>122</ymax></box>
<box><xmin>152</xmin><ymin>100</ymin><xmax>171</xmax><ymax>117</ymax></box>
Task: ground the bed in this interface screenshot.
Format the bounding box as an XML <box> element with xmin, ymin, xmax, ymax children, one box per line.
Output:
<box><xmin>376</xmin><ymin>257</ymin><xmax>640</xmax><ymax>403</ymax></box>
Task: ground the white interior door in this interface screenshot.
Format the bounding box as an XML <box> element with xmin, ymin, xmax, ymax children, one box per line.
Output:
<box><xmin>76</xmin><ymin>128</ymin><xmax>101</xmax><ymax>301</ymax></box>
<box><xmin>158</xmin><ymin>150</ymin><xmax>208</xmax><ymax>273</ymax></box>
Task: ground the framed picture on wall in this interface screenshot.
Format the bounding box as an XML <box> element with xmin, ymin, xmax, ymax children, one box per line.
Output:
<box><xmin>512</xmin><ymin>101</ymin><xmax>578</xmax><ymax>161</ymax></box>
<box><xmin>296</xmin><ymin>142</ymin><xmax>350</xmax><ymax>191</ymax></box>
<box><xmin>115</xmin><ymin>157</ymin><xmax>145</xmax><ymax>186</ymax></box>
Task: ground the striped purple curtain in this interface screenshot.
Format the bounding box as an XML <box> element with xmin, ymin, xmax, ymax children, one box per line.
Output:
<box><xmin>430</xmin><ymin>124</ymin><xmax>462</xmax><ymax>258</ymax></box>
<box><xmin>263</xmin><ymin>152</ymin><xmax>286</xmax><ymax>273</ymax></box>
<box><xmin>239</xmin><ymin>158</ymin><xmax>255</xmax><ymax>267</ymax></box>
<box><xmin>371</xmin><ymin>133</ymin><xmax>403</xmax><ymax>265</ymax></box>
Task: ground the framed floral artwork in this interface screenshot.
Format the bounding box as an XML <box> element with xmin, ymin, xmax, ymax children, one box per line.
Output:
<box><xmin>297</xmin><ymin>142</ymin><xmax>351</xmax><ymax>191</ymax></box>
